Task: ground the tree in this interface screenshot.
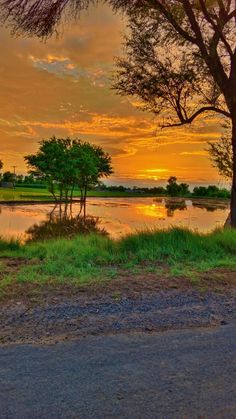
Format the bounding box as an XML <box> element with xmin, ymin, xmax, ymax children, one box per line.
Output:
<box><xmin>25</xmin><ymin>137</ymin><xmax>113</xmax><ymax>208</ymax></box>
<box><xmin>112</xmin><ymin>3</ymin><xmax>236</xmax><ymax>224</ymax></box>
<box><xmin>70</xmin><ymin>140</ymin><xmax>113</xmax><ymax>215</ymax></box>
<box><xmin>25</xmin><ymin>137</ymin><xmax>74</xmax><ymax>202</ymax></box>
<box><xmin>1</xmin><ymin>1</ymin><xmax>236</xmax><ymax>225</ymax></box>
<box><xmin>208</xmin><ymin>132</ymin><xmax>233</xmax><ymax>179</ymax></box>
<box><xmin>192</xmin><ymin>185</ymin><xmax>230</xmax><ymax>199</ymax></box>
<box><xmin>166</xmin><ymin>176</ymin><xmax>190</xmax><ymax>197</ymax></box>
<box><xmin>2</xmin><ymin>171</ymin><xmax>15</xmax><ymax>183</ymax></box>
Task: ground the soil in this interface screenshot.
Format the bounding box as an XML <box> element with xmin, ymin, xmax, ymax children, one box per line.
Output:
<box><xmin>0</xmin><ymin>257</ymin><xmax>236</xmax><ymax>346</ymax></box>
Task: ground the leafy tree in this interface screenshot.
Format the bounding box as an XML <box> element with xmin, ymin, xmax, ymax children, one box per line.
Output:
<box><xmin>25</xmin><ymin>137</ymin><xmax>113</xmax><ymax>208</ymax></box>
<box><xmin>1</xmin><ymin>1</ymin><xmax>236</xmax><ymax>225</ymax></box>
<box><xmin>25</xmin><ymin>137</ymin><xmax>73</xmax><ymax>202</ymax></box>
<box><xmin>192</xmin><ymin>185</ymin><xmax>230</xmax><ymax>199</ymax></box>
<box><xmin>166</xmin><ymin>177</ymin><xmax>190</xmax><ymax>197</ymax></box>
<box><xmin>69</xmin><ymin>140</ymin><xmax>113</xmax><ymax>215</ymax></box>
<box><xmin>149</xmin><ymin>186</ymin><xmax>166</xmax><ymax>195</ymax></box>
<box><xmin>208</xmin><ymin>132</ymin><xmax>233</xmax><ymax>180</ymax></box>
<box><xmin>2</xmin><ymin>171</ymin><xmax>15</xmax><ymax>183</ymax></box>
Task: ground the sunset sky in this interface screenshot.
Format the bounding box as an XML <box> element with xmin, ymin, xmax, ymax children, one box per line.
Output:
<box><xmin>0</xmin><ymin>3</ymin><xmax>228</xmax><ymax>187</ymax></box>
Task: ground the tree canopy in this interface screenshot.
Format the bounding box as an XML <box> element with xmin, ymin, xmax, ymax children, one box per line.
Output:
<box><xmin>25</xmin><ymin>137</ymin><xmax>113</xmax><ymax>207</ymax></box>
<box><xmin>113</xmin><ymin>6</ymin><xmax>232</xmax><ymax>128</ymax></box>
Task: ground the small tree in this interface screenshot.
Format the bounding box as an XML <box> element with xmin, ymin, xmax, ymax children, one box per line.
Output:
<box><xmin>25</xmin><ymin>137</ymin><xmax>113</xmax><ymax>209</ymax></box>
<box><xmin>2</xmin><ymin>171</ymin><xmax>15</xmax><ymax>183</ymax></box>
<box><xmin>25</xmin><ymin>137</ymin><xmax>74</xmax><ymax>202</ymax></box>
<box><xmin>166</xmin><ymin>177</ymin><xmax>190</xmax><ymax>197</ymax></box>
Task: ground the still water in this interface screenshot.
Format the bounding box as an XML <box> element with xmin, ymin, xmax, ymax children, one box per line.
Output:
<box><xmin>0</xmin><ymin>197</ymin><xmax>230</xmax><ymax>241</ymax></box>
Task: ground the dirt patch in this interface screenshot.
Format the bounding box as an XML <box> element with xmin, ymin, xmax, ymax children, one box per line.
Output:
<box><xmin>0</xmin><ymin>257</ymin><xmax>236</xmax><ymax>309</ymax></box>
<box><xmin>0</xmin><ymin>260</ymin><xmax>236</xmax><ymax>345</ymax></box>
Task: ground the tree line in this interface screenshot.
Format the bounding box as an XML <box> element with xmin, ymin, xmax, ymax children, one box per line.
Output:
<box><xmin>101</xmin><ymin>177</ymin><xmax>230</xmax><ymax>199</ymax></box>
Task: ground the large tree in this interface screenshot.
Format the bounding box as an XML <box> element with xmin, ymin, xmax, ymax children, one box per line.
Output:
<box><xmin>1</xmin><ymin>1</ymin><xmax>236</xmax><ymax>225</ymax></box>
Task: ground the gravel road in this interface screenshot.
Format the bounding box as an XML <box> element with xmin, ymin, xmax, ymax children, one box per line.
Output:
<box><xmin>1</xmin><ymin>321</ymin><xmax>236</xmax><ymax>418</ymax></box>
<box><xmin>1</xmin><ymin>289</ymin><xmax>236</xmax><ymax>344</ymax></box>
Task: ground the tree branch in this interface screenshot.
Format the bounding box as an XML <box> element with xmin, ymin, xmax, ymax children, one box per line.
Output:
<box><xmin>199</xmin><ymin>0</ymin><xmax>233</xmax><ymax>58</ymax></box>
<box><xmin>151</xmin><ymin>0</ymin><xmax>197</xmax><ymax>44</ymax></box>
<box><xmin>181</xmin><ymin>0</ymin><xmax>229</xmax><ymax>96</ymax></box>
<box><xmin>161</xmin><ymin>106</ymin><xmax>230</xmax><ymax>128</ymax></box>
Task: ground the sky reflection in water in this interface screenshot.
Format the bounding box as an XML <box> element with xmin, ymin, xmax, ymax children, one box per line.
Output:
<box><xmin>0</xmin><ymin>197</ymin><xmax>230</xmax><ymax>241</ymax></box>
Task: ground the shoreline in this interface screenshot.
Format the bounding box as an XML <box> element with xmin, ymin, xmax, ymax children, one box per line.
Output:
<box><xmin>0</xmin><ymin>195</ymin><xmax>230</xmax><ymax>206</ymax></box>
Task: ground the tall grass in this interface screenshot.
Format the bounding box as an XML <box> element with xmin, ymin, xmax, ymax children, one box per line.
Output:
<box><xmin>0</xmin><ymin>227</ymin><xmax>234</xmax><ymax>287</ymax></box>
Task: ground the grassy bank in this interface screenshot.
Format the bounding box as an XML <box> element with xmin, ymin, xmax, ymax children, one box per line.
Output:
<box><xmin>0</xmin><ymin>227</ymin><xmax>236</xmax><ymax>301</ymax></box>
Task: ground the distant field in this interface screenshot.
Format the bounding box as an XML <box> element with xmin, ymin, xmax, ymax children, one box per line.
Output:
<box><xmin>0</xmin><ymin>187</ymin><xmax>161</xmax><ymax>202</ymax></box>
<box><xmin>0</xmin><ymin>187</ymin><xmax>51</xmax><ymax>201</ymax></box>
<box><xmin>0</xmin><ymin>186</ymin><xmax>231</xmax><ymax>202</ymax></box>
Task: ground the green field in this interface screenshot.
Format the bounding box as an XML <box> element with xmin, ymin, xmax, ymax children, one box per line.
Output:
<box><xmin>0</xmin><ymin>227</ymin><xmax>236</xmax><ymax>301</ymax></box>
<box><xmin>0</xmin><ymin>187</ymin><xmax>160</xmax><ymax>202</ymax></box>
<box><xmin>0</xmin><ymin>186</ymin><xmax>231</xmax><ymax>202</ymax></box>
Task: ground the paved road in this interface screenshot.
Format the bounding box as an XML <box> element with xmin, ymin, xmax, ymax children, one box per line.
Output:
<box><xmin>1</xmin><ymin>322</ymin><xmax>236</xmax><ymax>418</ymax></box>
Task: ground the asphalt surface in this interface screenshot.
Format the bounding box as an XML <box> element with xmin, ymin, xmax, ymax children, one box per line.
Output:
<box><xmin>1</xmin><ymin>322</ymin><xmax>236</xmax><ymax>418</ymax></box>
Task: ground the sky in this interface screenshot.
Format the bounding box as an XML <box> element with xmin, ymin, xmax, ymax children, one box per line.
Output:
<box><xmin>0</xmin><ymin>3</ymin><xmax>228</xmax><ymax>187</ymax></box>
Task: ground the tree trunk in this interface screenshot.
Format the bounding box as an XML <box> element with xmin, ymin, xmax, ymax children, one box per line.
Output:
<box><xmin>83</xmin><ymin>184</ymin><xmax>87</xmax><ymax>219</ymax></box>
<box><xmin>230</xmin><ymin>116</ymin><xmax>236</xmax><ymax>227</ymax></box>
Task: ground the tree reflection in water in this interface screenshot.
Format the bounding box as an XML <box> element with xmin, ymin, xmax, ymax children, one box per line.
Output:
<box><xmin>192</xmin><ymin>200</ymin><xmax>229</xmax><ymax>212</ymax></box>
<box><xmin>164</xmin><ymin>199</ymin><xmax>187</xmax><ymax>217</ymax></box>
<box><xmin>26</xmin><ymin>203</ymin><xmax>107</xmax><ymax>242</ymax></box>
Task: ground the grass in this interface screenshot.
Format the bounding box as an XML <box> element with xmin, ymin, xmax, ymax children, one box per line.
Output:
<box><xmin>0</xmin><ymin>186</ymin><xmax>231</xmax><ymax>202</ymax></box>
<box><xmin>0</xmin><ymin>187</ymin><xmax>163</xmax><ymax>202</ymax></box>
<box><xmin>0</xmin><ymin>227</ymin><xmax>236</xmax><ymax>301</ymax></box>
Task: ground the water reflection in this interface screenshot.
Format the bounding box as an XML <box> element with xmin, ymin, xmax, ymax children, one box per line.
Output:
<box><xmin>164</xmin><ymin>199</ymin><xmax>187</xmax><ymax>217</ymax></box>
<box><xmin>0</xmin><ymin>197</ymin><xmax>230</xmax><ymax>241</ymax></box>
<box><xmin>191</xmin><ymin>200</ymin><xmax>229</xmax><ymax>212</ymax></box>
<box><xmin>26</xmin><ymin>203</ymin><xmax>107</xmax><ymax>242</ymax></box>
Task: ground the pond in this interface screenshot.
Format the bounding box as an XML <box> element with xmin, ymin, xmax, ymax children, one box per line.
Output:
<box><xmin>0</xmin><ymin>197</ymin><xmax>230</xmax><ymax>241</ymax></box>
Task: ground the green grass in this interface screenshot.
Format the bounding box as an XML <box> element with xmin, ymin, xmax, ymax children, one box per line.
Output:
<box><xmin>0</xmin><ymin>186</ymin><xmax>231</xmax><ymax>202</ymax></box>
<box><xmin>0</xmin><ymin>227</ymin><xmax>236</xmax><ymax>300</ymax></box>
<box><xmin>0</xmin><ymin>187</ymin><xmax>162</xmax><ymax>202</ymax></box>
<box><xmin>0</xmin><ymin>187</ymin><xmax>54</xmax><ymax>201</ymax></box>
